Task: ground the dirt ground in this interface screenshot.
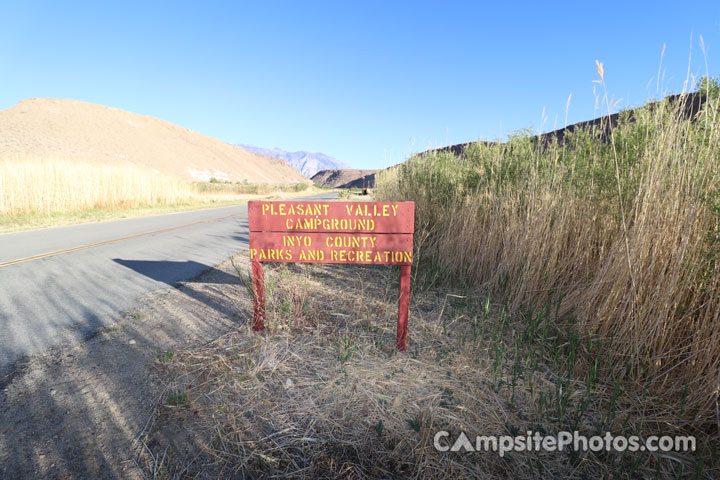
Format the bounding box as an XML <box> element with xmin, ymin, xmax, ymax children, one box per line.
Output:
<box><xmin>2</xmin><ymin>251</ymin><xmax>716</xmax><ymax>479</ymax></box>
<box><xmin>0</xmin><ymin>253</ymin><xmax>256</xmax><ymax>479</ymax></box>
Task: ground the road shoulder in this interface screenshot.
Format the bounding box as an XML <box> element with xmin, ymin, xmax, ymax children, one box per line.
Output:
<box><xmin>0</xmin><ymin>253</ymin><xmax>253</xmax><ymax>479</ymax></box>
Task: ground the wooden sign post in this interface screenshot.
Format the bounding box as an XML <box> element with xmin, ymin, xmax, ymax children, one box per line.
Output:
<box><xmin>248</xmin><ymin>200</ymin><xmax>415</xmax><ymax>350</ymax></box>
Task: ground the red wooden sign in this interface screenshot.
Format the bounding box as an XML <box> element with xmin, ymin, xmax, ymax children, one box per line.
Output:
<box><xmin>248</xmin><ymin>201</ymin><xmax>415</xmax><ymax>233</ymax></box>
<box><xmin>248</xmin><ymin>200</ymin><xmax>415</xmax><ymax>350</ymax></box>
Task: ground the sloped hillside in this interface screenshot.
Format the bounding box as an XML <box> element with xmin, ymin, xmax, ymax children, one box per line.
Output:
<box><xmin>433</xmin><ymin>91</ymin><xmax>707</xmax><ymax>157</ymax></box>
<box><xmin>311</xmin><ymin>169</ymin><xmax>377</xmax><ymax>188</ymax></box>
<box><xmin>0</xmin><ymin>98</ymin><xmax>308</xmax><ymax>184</ymax></box>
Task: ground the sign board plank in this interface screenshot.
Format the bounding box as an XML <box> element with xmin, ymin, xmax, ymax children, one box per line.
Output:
<box><xmin>249</xmin><ymin>201</ymin><xmax>414</xmax><ymax>233</ymax></box>
<box><xmin>250</xmin><ymin>232</ymin><xmax>412</xmax><ymax>265</ymax></box>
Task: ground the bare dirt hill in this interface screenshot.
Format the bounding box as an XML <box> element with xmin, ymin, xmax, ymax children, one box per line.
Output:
<box><xmin>311</xmin><ymin>169</ymin><xmax>377</xmax><ymax>188</ymax></box>
<box><xmin>0</xmin><ymin>98</ymin><xmax>308</xmax><ymax>184</ymax></box>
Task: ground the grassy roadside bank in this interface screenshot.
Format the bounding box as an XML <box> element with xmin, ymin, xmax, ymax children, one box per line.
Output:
<box><xmin>0</xmin><ymin>157</ymin><xmax>326</xmax><ymax>233</ymax></box>
<box><xmin>139</xmin><ymin>82</ymin><xmax>720</xmax><ymax>477</ymax></box>
<box><xmin>0</xmin><ymin>191</ymin><xmax>322</xmax><ymax>234</ymax></box>
<box><xmin>372</xmin><ymin>80</ymin><xmax>720</xmax><ymax>474</ymax></box>
<box><xmin>144</xmin><ymin>260</ymin><xmax>718</xmax><ymax>478</ymax></box>
<box><xmin>1</xmin><ymin>198</ymin><xmax>249</xmax><ymax>233</ymax></box>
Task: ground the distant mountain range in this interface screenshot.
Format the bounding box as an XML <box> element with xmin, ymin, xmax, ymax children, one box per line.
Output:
<box><xmin>236</xmin><ymin>144</ymin><xmax>350</xmax><ymax>178</ymax></box>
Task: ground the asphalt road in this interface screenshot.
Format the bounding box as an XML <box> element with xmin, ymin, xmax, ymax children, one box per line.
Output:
<box><xmin>0</xmin><ymin>192</ymin><xmax>338</xmax><ymax>378</ymax></box>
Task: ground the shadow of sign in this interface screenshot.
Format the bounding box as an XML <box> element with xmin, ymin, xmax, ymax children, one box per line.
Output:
<box><xmin>112</xmin><ymin>259</ymin><xmax>239</xmax><ymax>286</ymax></box>
<box><xmin>113</xmin><ymin>259</ymin><xmax>244</xmax><ymax>322</ymax></box>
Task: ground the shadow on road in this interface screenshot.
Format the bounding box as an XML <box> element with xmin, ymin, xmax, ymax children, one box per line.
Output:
<box><xmin>113</xmin><ymin>259</ymin><xmax>240</xmax><ymax>286</ymax></box>
<box><xmin>113</xmin><ymin>258</ymin><xmax>245</xmax><ymax>319</ymax></box>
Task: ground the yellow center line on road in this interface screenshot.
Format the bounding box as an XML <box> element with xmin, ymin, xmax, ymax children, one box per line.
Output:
<box><xmin>0</xmin><ymin>212</ymin><xmax>244</xmax><ymax>269</ymax></box>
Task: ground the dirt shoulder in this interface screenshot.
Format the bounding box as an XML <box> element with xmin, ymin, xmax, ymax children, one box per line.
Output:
<box><xmin>2</xmin><ymin>251</ymin><xmax>716</xmax><ymax>479</ymax></box>
<box><xmin>0</xmin><ymin>254</ymin><xmax>255</xmax><ymax>479</ymax></box>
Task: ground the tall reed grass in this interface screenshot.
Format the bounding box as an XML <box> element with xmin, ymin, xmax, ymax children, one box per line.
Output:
<box><xmin>0</xmin><ymin>157</ymin><xmax>199</xmax><ymax>216</ymax></box>
<box><xmin>376</xmin><ymin>78</ymin><xmax>720</xmax><ymax>427</ymax></box>
<box><xmin>0</xmin><ymin>157</ymin><xmax>314</xmax><ymax>220</ymax></box>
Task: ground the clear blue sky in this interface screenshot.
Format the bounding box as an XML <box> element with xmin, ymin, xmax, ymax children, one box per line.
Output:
<box><xmin>1</xmin><ymin>1</ymin><xmax>718</xmax><ymax>169</ymax></box>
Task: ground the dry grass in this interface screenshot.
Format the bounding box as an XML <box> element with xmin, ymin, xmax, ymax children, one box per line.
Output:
<box><xmin>0</xmin><ymin>157</ymin><xmax>319</xmax><ymax>226</ymax></box>
<box><xmin>145</xmin><ymin>261</ymin><xmax>717</xmax><ymax>478</ymax></box>
<box><xmin>375</xmin><ymin>84</ymin><xmax>720</xmax><ymax>440</ymax></box>
<box><xmin>195</xmin><ymin>180</ymin><xmax>312</xmax><ymax>196</ymax></box>
<box><xmin>0</xmin><ymin>156</ymin><xmax>200</xmax><ymax>216</ymax></box>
